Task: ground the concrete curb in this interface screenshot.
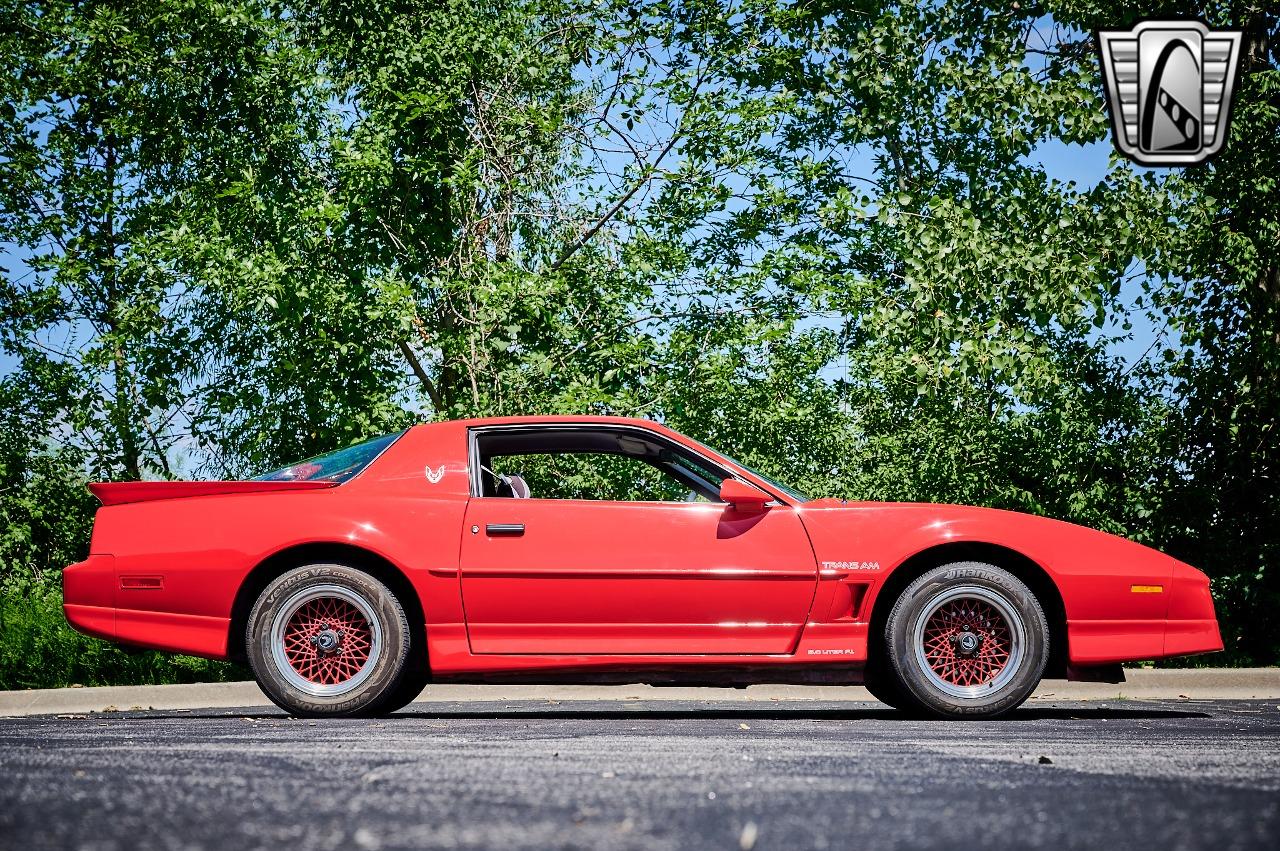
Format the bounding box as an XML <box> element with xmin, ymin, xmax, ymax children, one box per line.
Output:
<box><xmin>2</xmin><ymin>668</ymin><xmax>1277</xmax><ymax>717</ymax></box>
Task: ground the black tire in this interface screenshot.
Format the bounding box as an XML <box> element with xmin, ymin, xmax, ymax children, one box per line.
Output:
<box><xmin>246</xmin><ymin>563</ymin><xmax>413</xmax><ymax>717</ymax></box>
<box><xmin>862</xmin><ymin>657</ymin><xmax>910</xmax><ymax>712</ymax></box>
<box><xmin>883</xmin><ymin>562</ymin><xmax>1048</xmax><ymax>719</ymax></box>
<box><xmin>379</xmin><ymin>647</ymin><xmax>430</xmax><ymax>714</ymax></box>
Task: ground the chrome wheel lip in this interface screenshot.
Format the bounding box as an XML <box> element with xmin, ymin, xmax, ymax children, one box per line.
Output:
<box><xmin>269</xmin><ymin>584</ymin><xmax>383</xmax><ymax>698</ymax></box>
<box><xmin>912</xmin><ymin>584</ymin><xmax>1026</xmax><ymax>700</ymax></box>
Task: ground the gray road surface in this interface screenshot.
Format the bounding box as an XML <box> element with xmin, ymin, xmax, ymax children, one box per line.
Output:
<box><xmin>2</xmin><ymin>700</ymin><xmax>1278</xmax><ymax>850</ymax></box>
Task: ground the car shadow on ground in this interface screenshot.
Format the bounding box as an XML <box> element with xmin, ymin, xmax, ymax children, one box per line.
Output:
<box><xmin>83</xmin><ymin>703</ymin><xmax>1213</xmax><ymax>723</ymax></box>
<box><xmin>388</xmin><ymin>705</ymin><xmax>1213</xmax><ymax>722</ymax></box>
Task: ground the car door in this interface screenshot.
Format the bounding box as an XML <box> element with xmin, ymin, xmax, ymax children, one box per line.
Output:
<box><xmin>458</xmin><ymin>425</ymin><xmax>818</xmax><ymax>655</ymax></box>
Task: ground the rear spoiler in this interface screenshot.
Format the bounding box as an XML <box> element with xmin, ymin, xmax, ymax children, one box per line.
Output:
<box><xmin>87</xmin><ymin>480</ymin><xmax>338</xmax><ymax>506</ymax></box>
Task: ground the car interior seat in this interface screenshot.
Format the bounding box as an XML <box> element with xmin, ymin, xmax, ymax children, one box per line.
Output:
<box><xmin>494</xmin><ymin>473</ymin><xmax>530</xmax><ymax>498</ymax></box>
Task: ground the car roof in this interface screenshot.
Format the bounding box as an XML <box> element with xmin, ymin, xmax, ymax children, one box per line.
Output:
<box><xmin>416</xmin><ymin>414</ymin><xmax>665</xmax><ymax>430</ymax></box>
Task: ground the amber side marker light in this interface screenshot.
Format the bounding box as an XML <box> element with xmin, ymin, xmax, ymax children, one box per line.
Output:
<box><xmin>1130</xmin><ymin>584</ymin><xmax>1164</xmax><ymax>594</ymax></box>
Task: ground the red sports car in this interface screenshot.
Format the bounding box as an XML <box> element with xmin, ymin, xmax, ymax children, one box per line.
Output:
<box><xmin>63</xmin><ymin>416</ymin><xmax>1222</xmax><ymax>718</ymax></box>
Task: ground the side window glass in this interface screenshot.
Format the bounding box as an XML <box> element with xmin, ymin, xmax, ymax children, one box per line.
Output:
<box><xmin>488</xmin><ymin>452</ymin><xmax>690</xmax><ymax>502</ymax></box>
<box><xmin>474</xmin><ymin>428</ymin><xmax>732</xmax><ymax>502</ymax></box>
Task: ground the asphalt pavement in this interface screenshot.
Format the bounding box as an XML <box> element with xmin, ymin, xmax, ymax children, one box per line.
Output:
<box><xmin>2</xmin><ymin>699</ymin><xmax>1278</xmax><ymax>850</ymax></box>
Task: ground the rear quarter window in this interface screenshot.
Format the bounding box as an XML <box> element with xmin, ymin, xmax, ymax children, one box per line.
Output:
<box><xmin>253</xmin><ymin>431</ymin><xmax>406</xmax><ymax>483</ymax></box>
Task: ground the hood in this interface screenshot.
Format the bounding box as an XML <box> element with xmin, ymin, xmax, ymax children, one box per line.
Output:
<box><xmin>794</xmin><ymin>499</ymin><xmax>1180</xmax><ymax>577</ymax></box>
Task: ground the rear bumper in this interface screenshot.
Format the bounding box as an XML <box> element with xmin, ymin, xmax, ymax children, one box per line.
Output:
<box><xmin>63</xmin><ymin>554</ymin><xmax>116</xmax><ymax>640</ymax></box>
<box><xmin>63</xmin><ymin>554</ymin><xmax>229</xmax><ymax>659</ymax></box>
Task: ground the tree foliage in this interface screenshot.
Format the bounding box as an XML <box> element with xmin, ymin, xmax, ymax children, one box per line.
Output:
<box><xmin>1</xmin><ymin>0</ymin><xmax>1277</xmax><ymax>685</ymax></box>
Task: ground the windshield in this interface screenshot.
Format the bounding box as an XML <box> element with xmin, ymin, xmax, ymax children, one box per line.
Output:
<box><xmin>252</xmin><ymin>431</ymin><xmax>406</xmax><ymax>484</ymax></box>
<box><xmin>686</xmin><ymin>437</ymin><xmax>812</xmax><ymax>503</ymax></box>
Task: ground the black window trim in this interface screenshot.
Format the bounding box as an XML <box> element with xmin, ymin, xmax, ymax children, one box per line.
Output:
<box><xmin>465</xmin><ymin>423</ymin><xmax>787</xmax><ymax>505</ymax></box>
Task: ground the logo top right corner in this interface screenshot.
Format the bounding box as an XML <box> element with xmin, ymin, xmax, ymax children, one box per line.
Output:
<box><xmin>1096</xmin><ymin>20</ymin><xmax>1243</xmax><ymax>166</ymax></box>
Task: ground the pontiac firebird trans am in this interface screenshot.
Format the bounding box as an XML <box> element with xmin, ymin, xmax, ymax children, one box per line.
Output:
<box><xmin>63</xmin><ymin>416</ymin><xmax>1222</xmax><ymax>718</ymax></box>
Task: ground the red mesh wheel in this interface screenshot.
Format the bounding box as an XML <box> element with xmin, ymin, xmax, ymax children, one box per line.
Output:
<box><xmin>281</xmin><ymin>596</ymin><xmax>374</xmax><ymax>686</ymax></box>
<box><xmin>920</xmin><ymin>597</ymin><xmax>1012</xmax><ymax>687</ymax></box>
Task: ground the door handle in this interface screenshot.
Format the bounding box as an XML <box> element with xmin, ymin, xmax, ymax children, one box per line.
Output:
<box><xmin>485</xmin><ymin>523</ymin><xmax>525</xmax><ymax>536</ymax></box>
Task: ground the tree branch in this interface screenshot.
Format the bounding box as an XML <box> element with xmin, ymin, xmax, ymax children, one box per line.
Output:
<box><xmin>399</xmin><ymin>340</ymin><xmax>443</xmax><ymax>411</ymax></box>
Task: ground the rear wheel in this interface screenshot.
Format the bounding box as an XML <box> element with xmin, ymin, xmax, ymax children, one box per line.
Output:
<box><xmin>883</xmin><ymin>562</ymin><xmax>1048</xmax><ymax>718</ymax></box>
<box><xmin>246</xmin><ymin>564</ymin><xmax>415</xmax><ymax>717</ymax></box>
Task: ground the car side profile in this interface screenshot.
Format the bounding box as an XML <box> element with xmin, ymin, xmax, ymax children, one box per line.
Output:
<box><xmin>63</xmin><ymin>416</ymin><xmax>1222</xmax><ymax>718</ymax></box>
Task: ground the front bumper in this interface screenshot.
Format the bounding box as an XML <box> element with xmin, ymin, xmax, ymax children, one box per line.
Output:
<box><xmin>1163</xmin><ymin>562</ymin><xmax>1223</xmax><ymax>657</ymax></box>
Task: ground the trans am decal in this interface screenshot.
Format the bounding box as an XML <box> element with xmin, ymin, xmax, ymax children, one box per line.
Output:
<box><xmin>822</xmin><ymin>560</ymin><xmax>881</xmax><ymax>572</ymax></box>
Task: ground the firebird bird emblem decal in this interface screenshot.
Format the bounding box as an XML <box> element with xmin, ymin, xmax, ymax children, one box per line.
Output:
<box><xmin>424</xmin><ymin>465</ymin><xmax>446</xmax><ymax>484</ymax></box>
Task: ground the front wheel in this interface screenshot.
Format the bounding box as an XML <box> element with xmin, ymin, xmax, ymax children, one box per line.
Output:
<box><xmin>246</xmin><ymin>564</ymin><xmax>415</xmax><ymax>717</ymax></box>
<box><xmin>883</xmin><ymin>562</ymin><xmax>1048</xmax><ymax>718</ymax></box>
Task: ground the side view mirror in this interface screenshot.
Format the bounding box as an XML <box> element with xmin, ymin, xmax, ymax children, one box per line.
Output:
<box><xmin>719</xmin><ymin>478</ymin><xmax>772</xmax><ymax>511</ymax></box>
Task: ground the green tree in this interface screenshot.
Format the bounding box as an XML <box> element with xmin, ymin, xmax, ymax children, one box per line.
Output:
<box><xmin>0</xmin><ymin>0</ymin><xmax>315</xmax><ymax>685</ymax></box>
<box><xmin>0</xmin><ymin>0</ymin><xmax>325</xmax><ymax>479</ymax></box>
<box><xmin>1134</xmin><ymin>3</ymin><xmax>1279</xmax><ymax>662</ymax></box>
<box><xmin>584</xmin><ymin>2</ymin><xmax>1164</xmax><ymax>526</ymax></box>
